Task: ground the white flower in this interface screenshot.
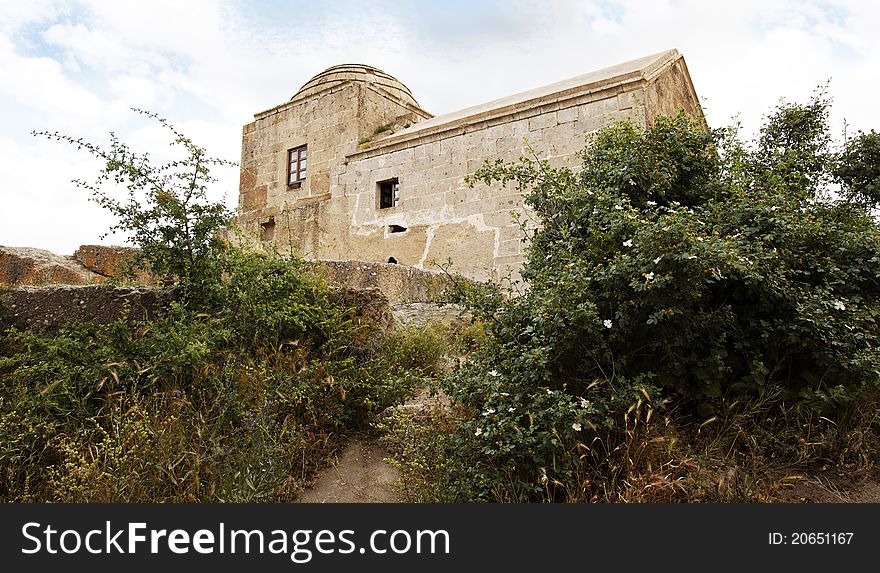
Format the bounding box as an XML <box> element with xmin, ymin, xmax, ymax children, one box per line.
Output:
<box><xmin>508</xmin><ymin>407</ymin><xmax>516</xmax><ymax>413</ymax></box>
<box><xmin>623</xmin><ymin>239</ymin><xmax>633</xmax><ymax>247</ymax></box>
<box><xmin>499</xmin><ymin>392</ymin><xmax>509</xmax><ymax>397</ymax></box>
<box><xmin>572</xmin><ymin>422</ymin><xmax>582</xmax><ymax>432</ymax></box>
<box><xmin>488</xmin><ymin>369</ymin><xmax>499</xmax><ymax>377</ymax></box>
<box><xmin>647</xmin><ymin>200</ymin><xmax>657</xmax><ymax>206</ymax></box>
<box><xmin>579</xmin><ymin>398</ymin><xmax>591</xmax><ymax>408</ymax></box>
<box><xmin>603</xmin><ymin>319</ymin><xmax>613</xmax><ymax>329</ymax></box>
<box><xmin>834</xmin><ymin>300</ymin><xmax>846</xmax><ymax>311</ymax></box>
<box><xmin>686</xmin><ymin>254</ymin><xmax>698</xmax><ymax>260</ymax></box>
<box><xmin>654</xmin><ymin>256</ymin><xmax>663</xmax><ymax>264</ymax></box>
<box><xmin>614</xmin><ymin>205</ymin><xmax>624</xmax><ymax>210</ymax></box>
<box><xmin>545</xmin><ymin>388</ymin><xmax>553</xmax><ymax>395</ymax></box>
<box><xmin>475</xmin><ymin>427</ymin><xmax>483</xmax><ymax>437</ymax></box>
<box><xmin>645</xmin><ymin>272</ymin><xmax>655</xmax><ymax>281</ymax></box>
<box><xmin>483</xmin><ymin>409</ymin><xmax>495</xmax><ymax>416</ymax></box>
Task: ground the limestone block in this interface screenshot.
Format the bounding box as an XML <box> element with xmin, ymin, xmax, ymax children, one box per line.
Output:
<box><xmin>498</xmin><ymin>223</ymin><xmax>526</xmax><ymax>242</ymax></box>
<box><xmin>484</xmin><ymin>124</ymin><xmax>503</xmax><ymax>140</ymax></box>
<box><xmin>424</xmin><ymin>222</ymin><xmax>497</xmax><ymax>281</ymax></box>
<box><xmin>529</xmin><ymin>112</ymin><xmax>557</xmax><ymax>131</ymax></box>
<box><xmin>557</xmin><ymin>106</ymin><xmax>578</xmax><ymax>124</ymax></box>
<box><xmin>419</xmin><ymin>193</ymin><xmax>446</xmax><ymax>212</ymax></box>
<box><xmin>498</xmin><ymin>238</ymin><xmax>523</xmax><ymax>257</ymax></box>
<box><xmin>483</xmin><ymin>210</ymin><xmax>520</xmax><ymax>228</ymax></box>
<box><xmin>74</xmin><ymin>245</ymin><xmax>151</xmax><ymax>283</ymax></box>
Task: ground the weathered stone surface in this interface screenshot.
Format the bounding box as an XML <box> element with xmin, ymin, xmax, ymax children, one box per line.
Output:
<box><xmin>0</xmin><ymin>246</ymin><xmax>99</xmax><ymax>286</ymax></box>
<box><xmin>0</xmin><ymin>284</ymin><xmax>178</xmax><ymax>335</ymax></box>
<box><xmin>1</xmin><ymin>244</ymin><xmax>155</xmax><ymax>287</ymax></box>
<box><xmin>235</xmin><ymin>50</ymin><xmax>705</xmax><ymax>283</ymax></box>
<box><xmin>309</xmin><ymin>260</ymin><xmax>451</xmax><ymax>305</ymax></box>
<box><xmin>390</xmin><ymin>302</ymin><xmax>466</xmax><ymax>330</ymax></box>
<box><xmin>0</xmin><ymin>283</ymin><xmax>395</xmax><ymax>342</ymax></box>
<box><xmin>328</xmin><ymin>286</ymin><xmax>393</xmax><ymax>345</ymax></box>
<box><xmin>73</xmin><ymin>244</ymin><xmax>150</xmax><ymax>282</ymax></box>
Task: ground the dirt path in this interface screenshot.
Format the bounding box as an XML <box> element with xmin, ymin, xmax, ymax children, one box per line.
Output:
<box><xmin>296</xmin><ymin>438</ymin><xmax>400</xmax><ymax>503</ymax></box>
<box><xmin>776</xmin><ymin>469</ymin><xmax>880</xmax><ymax>503</ymax></box>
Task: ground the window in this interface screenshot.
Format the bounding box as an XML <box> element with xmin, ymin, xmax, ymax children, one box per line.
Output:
<box><xmin>260</xmin><ymin>217</ymin><xmax>275</xmax><ymax>242</ymax></box>
<box><xmin>378</xmin><ymin>178</ymin><xmax>399</xmax><ymax>209</ymax></box>
<box><xmin>288</xmin><ymin>145</ymin><xmax>307</xmax><ymax>188</ymax></box>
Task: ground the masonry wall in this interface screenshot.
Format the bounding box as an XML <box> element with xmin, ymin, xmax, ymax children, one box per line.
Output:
<box><xmin>324</xmin><ymin>92</ymin><xmax>642</xmax><ymax>281</ymax></box>
<box><xmin>237</xmin><ymin>82</ymin><xmax>429</xmax><ymax>252</ymax></box>
<box><xmin>240</xmin><ymin>52</ymin><xmax>703</xmax><ymax>282</ymax></box>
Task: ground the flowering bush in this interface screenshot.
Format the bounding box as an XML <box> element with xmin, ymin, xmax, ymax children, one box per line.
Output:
<box><xmin>441</xmin><ymin>92</ymin><xmax>880</xmax><ymax>501</ymax></box>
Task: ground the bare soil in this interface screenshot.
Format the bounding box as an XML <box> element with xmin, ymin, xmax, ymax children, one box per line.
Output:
<box><xmin>774</xmin><ymin>468</ymin><xmax>880</xmax><ymax>503</ymax></box>
<box><xmin>296</xmin><ymin>438</ymin><xmax>400</xmax><ymax>503</ymax></box>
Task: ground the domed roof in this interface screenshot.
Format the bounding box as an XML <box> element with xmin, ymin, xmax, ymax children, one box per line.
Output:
<box><xmin>292</xmin><ymin>64</ymin><xmax>420</xmax><ymax>108</ymax></box>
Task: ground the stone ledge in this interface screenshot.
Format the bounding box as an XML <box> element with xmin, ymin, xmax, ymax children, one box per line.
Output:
<box><xmin>308</xmin><ymin>259</ymin><xmax>455</xmax><ymax>305</ymax></box>
<box><xmin>0</xmin><ymin>284</ymin><xmax>178</xmax><ymax>335</ymax></box>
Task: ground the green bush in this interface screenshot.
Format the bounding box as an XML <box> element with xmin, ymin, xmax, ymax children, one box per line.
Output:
<box><xmin>5</xmin><ymin>114</ymin><xmax>452</xmax><ymax>502</ymax></box>
<box><xmin>33</xmin><ymin>109</ymin><xmax>233</xmax><ymax>303</ymax></box>
<box><xmin>0</xmin><ymin>254</ymin><xmax>432</xmax><ymax>502</ymax></box>
<box><xmin>439</xmin><ymin>93</ymin><xmax>880</xmax><ymax>501</ymax></box>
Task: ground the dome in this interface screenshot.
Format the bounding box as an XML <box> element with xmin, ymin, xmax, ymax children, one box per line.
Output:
<box><xmin>292</xmin><ymin>64</ymin><xmax>420</xmax><ymax>108</ymax></box>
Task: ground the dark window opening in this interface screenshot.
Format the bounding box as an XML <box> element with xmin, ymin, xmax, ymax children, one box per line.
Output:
<box><xmin>260</xmin><ymin>217</ymin><xmax>276</xmax><ymax>242</ymax></box>
<box><xmin>288</xmin><ymin>145</ymin><xmax>307</xmax><ymax>188</ymax></box>
<box><xmin>378</xmin><ymin>178</ymin><xmax>399</xmax><ymax>209</ymax></box>
<box><xmin>388</xmin><ymin>224</ymin><xmax>407</xmax><ymax>234</ymax></box>
<box><xmin>387</xmin><ymin>257</ymin><xmax>398</xmax><ymax>264</ymax></box>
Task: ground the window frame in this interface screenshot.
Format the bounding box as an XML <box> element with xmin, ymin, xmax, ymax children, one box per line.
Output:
<box><xmin>287</xmin><ymin>145</ymin><xmax>307</xmax><ymax>189</ymax></box>
<box><xmin>378</xmin><ymin>177</ymin><xmax>400</xmax><ymax>209</ymax></box>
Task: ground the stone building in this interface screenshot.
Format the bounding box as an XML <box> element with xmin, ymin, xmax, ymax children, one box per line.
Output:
<box><xmin>236</xmin><ymin>49</ymin><xmax>703</xmax><ymax>281</ymax></box>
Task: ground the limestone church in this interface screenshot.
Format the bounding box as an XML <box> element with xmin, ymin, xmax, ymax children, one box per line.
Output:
<box><xmin>236</xmin><ymin>49</ymin><xmax>703</xmax><ymax>281</ymax></box>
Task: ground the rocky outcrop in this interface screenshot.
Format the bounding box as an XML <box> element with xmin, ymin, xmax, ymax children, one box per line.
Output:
<box><xmin>0</xmin><ymin>246</ymin><xmax>102</xmax><ymax>286</ymax></box>
<box><xmin>0</xmin><ymin>244</ymin><xmax>151</xmax><ymax>286</ymax></box>
<box><xmin>74</xmin><ymin>245</ymin><xmax>151</xmax><ymax>283</ymax></box>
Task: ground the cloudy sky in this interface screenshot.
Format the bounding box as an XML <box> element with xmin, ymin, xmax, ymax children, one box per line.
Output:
<box><xmin>1</xmin><ymin>0</ymin><xmax>877</xmax><ymax>254</ymax></box>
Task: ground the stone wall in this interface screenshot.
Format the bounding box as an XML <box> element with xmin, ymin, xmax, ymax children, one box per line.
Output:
<box><xmin>0</xmin><ymin>248</ymin><xmax>451</xmax><ymax>338</ymax></box>
<box><xmin>309</xmin><ymin>260</ymin><xmax>452</xmax><ymax>305</ymax></box>
<box><xmin>2</xmin><ymin>244</ymin><xmax>455</xmax><ymax>308</ymax></box>
<box><xmin>236</xmin><ymin>68</ymin><xmax>432</xmax><ymax>253</ymax></box>
<box><xmin>0</xmin><ymin>283</ymin><xmax>397</xmax><ymax>342</ymax></box>
<box><xmin>0</xmin><ymin>284</ymin><xmax>178</xmax><ymax>335</ymax></box>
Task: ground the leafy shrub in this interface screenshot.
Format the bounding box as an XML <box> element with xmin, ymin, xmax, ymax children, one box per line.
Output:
<box><xmin>33</xmin><ymin>109</ymin><xmax>233</xmax><ymax>302</ymax></box>
<box><xmin>438</xmin><ymin>93</ymin><xmax>880</xmax><ymax>501</ymax></box>
<box><xmin>4</xmin><ymin>113</ymin><xmax>454</xmax><ymax>502</ymax></box>
<box><xmin>0</xmin><ymin>254</ymin><xmax>433</xmax><ymax>502</ymax></box>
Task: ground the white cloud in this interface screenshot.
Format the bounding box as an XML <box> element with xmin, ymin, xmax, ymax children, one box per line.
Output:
<box><xmin>0</xmin><ymin>35</ymin><xmax>105</xmax><ymax>128</ymax></box>
<box><xmin>1</xmin><ymin>0</ymin><xmax>878</xmax><ymax>254</ymax></box>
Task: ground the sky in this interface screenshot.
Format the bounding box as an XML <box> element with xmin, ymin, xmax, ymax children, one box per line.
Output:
<box><xmin>1</xmin><ymin>0</ymin><xmax>878</xmax><ymax>254</ymax></box>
